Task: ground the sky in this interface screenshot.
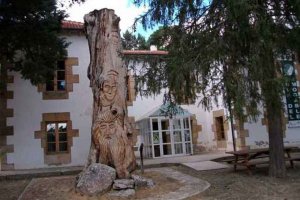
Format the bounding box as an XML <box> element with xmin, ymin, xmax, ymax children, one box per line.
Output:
<box><xmin>65</xmin><ymin>0</ymin><xmax>154</xmax><ymax>38</ymax></box>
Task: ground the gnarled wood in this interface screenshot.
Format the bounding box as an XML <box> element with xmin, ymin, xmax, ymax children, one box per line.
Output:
<box><xmin>84</xmin><ymin>8</ymin><xmax>136</xmax><ymax>178</ymax></box>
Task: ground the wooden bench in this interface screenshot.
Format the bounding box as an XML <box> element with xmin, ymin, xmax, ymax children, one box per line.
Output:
<box><xmin>215</xmin><ymin>155</ymin><xmax>269</xmax><ymax>164</ymax></box>
<box><xmin>226</xmin><ymin>146</ymin><xmax>300</xmax><ymax>174</ymax></box>
<box><xmin>235</xmin><ymin>156</ymin><xmax>300</xmax><ymax>172</ymax></box>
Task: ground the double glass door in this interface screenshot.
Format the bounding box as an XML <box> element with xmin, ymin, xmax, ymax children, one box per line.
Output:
<box><xmin>151</xmin><ymin>117</ymin><xmax>192</xmax><ymax>158</ymax></box>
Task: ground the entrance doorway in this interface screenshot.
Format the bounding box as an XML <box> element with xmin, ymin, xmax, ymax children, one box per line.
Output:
<box><xmin>151</xmin><ymin>117</ymin><xmax>193</xmax><ymax>158</ymax></box>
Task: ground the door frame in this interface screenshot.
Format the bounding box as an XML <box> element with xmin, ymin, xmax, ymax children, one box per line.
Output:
<box><xmin>150</xmin><ymin>116</ymin><xmax>193</xmax><ymax>158</ymax></box>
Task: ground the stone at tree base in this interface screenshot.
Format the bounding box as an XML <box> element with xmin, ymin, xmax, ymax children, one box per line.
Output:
<box><xmin>113</xmin><ymin>179</ymin><xmax>135</xmax><ymax>190</ymax></box>
<box><xmin>131</xmin><ymin>174</ymin><xmax>155</xmax><ymax>188</ymax></box>
<box><xmin>75</xmin><ymin>163</ymin><xmax>116</xmax><ymax>196</ymax></box>
<box><xmin>108</xmin><ymin>189</ymin><xmax>136</xmax><ymax>198</ymax></box>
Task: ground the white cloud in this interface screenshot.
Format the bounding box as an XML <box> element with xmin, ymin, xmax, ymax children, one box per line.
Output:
<box><xmin>65</xmin><ymin>0</ymin><xmax>147</xmax><ymax>34</ymax></box>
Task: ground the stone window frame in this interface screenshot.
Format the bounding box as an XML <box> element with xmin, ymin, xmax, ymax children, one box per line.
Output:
<box><xmin>37</xmin><ymin>57</ymin><xmax>79</xmax><ymax>100</ymax></box>
<box><xmin>34</xmin><ymin>112</ymin><xmax>79</xmax><ymax>165</ymax></box>
<box><xmin>45</xmin><ymin>121</ymin><xmax>69</xmax><ymax>154</ymax></box>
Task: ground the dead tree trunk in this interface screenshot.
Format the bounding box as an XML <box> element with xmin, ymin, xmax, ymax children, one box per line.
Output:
<box><xmin>84</xmin><ymin>9</ymin><xmax>136</xmax><ymax>178</ymax></box>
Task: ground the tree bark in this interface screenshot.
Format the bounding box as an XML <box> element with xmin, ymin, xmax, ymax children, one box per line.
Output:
<box><xmin>84</xmin><ymin>9</ymin><xmax>136</xmax><ymax>178</ymax></box>
<box><xmin>266</xmin><ymin>101</ymin><xmax>286</xmax><ymax>178</ymax></box>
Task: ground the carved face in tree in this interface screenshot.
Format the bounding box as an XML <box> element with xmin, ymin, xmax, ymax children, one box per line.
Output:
<box><xmin>99</xmin><ymin>121</ymin><xmax>116</xmax><ymax>139</ymax></box>
<box><xmin>100</xmin><ymin>70</ymin><xmax>118</xmax><ymax>106</ymax></box>
<box><xmin>103</xmin><ymin>79</ymin><xmax>117</xmax><ymax>101</ymax></box>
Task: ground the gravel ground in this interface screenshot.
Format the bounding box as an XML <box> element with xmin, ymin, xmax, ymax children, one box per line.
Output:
<box><xmin>0</xmin><ymin>163</ymin><xmax>300</xmax><ymax>200</ymax></box>
<box><xmin>176</xmin><ymin>164</ymin><xmax>300</xmax><ymax>200</ymax></box>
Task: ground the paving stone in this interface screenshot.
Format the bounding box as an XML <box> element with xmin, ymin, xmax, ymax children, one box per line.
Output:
<box><xmin>108</xmin><ymin>188</ymin><xmax>135</xmax><ymax>198</ymax></box>
<box><xmin>113</xmin><ymin>179</ymin><xmax>134</xmax><ymax>190</ymax></box>
<box><xmin>182</xmin><ymin>161</ymin><xmax>230</xmax><ymax>171</ymax></box>
<box><xmin>141</xmin><ymin>168</ymin><xmax>210</xmax><ymax>200</ymax></box>
<box><xmin>131</xmin><ymin>174</ymin><xmax>155</xmax><ymax>188</ymax></box>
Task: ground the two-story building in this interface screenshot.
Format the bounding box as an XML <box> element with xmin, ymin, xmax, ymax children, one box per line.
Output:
<box><xmin>1</xmin><ymin>20</ymin><xmax>299</xmax><ymax>170</ymax></box>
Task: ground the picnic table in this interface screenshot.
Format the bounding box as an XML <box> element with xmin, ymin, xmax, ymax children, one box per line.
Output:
<box><xmin>226</xmin><ymin>146</ymin><xmax>300</xmax><ymax>173</ymax></box>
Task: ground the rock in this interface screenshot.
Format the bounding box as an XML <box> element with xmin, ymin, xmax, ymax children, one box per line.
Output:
<box><xmin>108</xmin><ymin>189</ymin><xmax>135</xmax><ymax>198</ymax></box>
<box><xmin>113</xmin><ymin>179</ymin><xmax>135</xmax><ymax>190</ymax></box>
<box><xmin>75</xmin><ymin>163</ymin><xmax>116</xmax><ymax>196</ymax></box>
<box><xmin>131</xmin><ymin>174</ymin><xmax>155</xmax><ymax>188</ymax></box>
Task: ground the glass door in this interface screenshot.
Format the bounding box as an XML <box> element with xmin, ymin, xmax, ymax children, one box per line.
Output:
<box><xmin>151</xmin><ymin>118</ymin><xmax>161</xmax><ymax>157</ymax></box>
<box><xmin>150</xmin><ymin>116</ymin><xmax>193</xmax><ymax>158</ymax></box>
<box><xmin>172</xmin><ymin>118</ymin><xmax>184</xmax><ymax>155</ymax></box>
<box><xmin>161</xmin><ymin>119</ymin><xmax>172</xmax><ymax>156</ymax></box>
<box><xmin>183</xmin><ymin>117</ymin><xmax>192</xmax><ymax>154</ymax></box>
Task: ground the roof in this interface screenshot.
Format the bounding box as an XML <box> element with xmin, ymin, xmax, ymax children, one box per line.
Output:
<box><xmin>61</xmin><ymin>20</ymin><xmax>84</xmax><ymax>30</ymax></box>
<box><xmin>138</xmin><ymin>104</ymin><xmax>191</xmax><ymax>120</ymax></box>
<box><xmin>61</xmin><ymin>21</ymin><xmax>168</xmax><ymax>55</ymax></box>
<box><xmin>123</xmin><ymin>50</ymin><xmax>168</xmax><ymax>55</ymax></box>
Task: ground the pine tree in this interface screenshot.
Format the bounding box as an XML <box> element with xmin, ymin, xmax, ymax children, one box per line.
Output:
<box><xmin>0</xmin><ymin>0</ymin><xmax>84</xmax><ymax>84</ymax></box>
<box><xmin>133</xmin><ymin>0</ymin><xmax>300</xmax><ymax>177</ymax></box>
<box><xmin>122</xmin><ymin>30</ymin><xmax>149</xmax><ymax>50</ymax></box>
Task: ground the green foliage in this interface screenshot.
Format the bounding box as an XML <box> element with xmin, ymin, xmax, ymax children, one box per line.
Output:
<box><xmin>133</xmin><ymin>0</ymin><xmax>300</xmax><ymax>122</ymax></box>
<box><xmin>122</xmin><ymin>30</ymin><xmax>149</xmax><ymax>50</ymax></box>
<box><xmin>147</xmin><ymin>26</ymin><xmax>170</xmax><ymax>50</ymax></box>
<box><xmin>0</xmin><ymin>0</ymin><xmax>83</xmax><ymax>85</ymax></box>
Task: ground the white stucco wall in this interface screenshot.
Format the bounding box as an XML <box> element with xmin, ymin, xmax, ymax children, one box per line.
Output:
<box><xmin>5</xmin><ymin>33</ymin><xmax>300</xmax><ymax>169</ymax></box>
<box><xmin>6</xmin><ymin>35</ymin><xmax>93</xmax><ymax>169</ymax></box>
<box><xmin>245</xmin><ymin>116</ymin><xmax>300</xmax><ymax>149</ymax></box>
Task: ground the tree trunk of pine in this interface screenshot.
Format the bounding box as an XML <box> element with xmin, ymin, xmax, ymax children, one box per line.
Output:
<box><xmin>84</xmin><ymin>9</ymin><xmax>136</xmax><ymax>178</ymax></box>
<box><xmin>266</xmin><ymin>103</ymin><xmax>286</xmax><ymax>178</ymax></box>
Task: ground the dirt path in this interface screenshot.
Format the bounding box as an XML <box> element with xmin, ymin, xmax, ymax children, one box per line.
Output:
<box><xmin>1</xmin><ymin>164</ymin><xmax>300</xmax><ymax>200</ymax></box>
<box><xmin>176</xmin><ymin>164</ymin><xmax>300</xmax><ymax>200</ymax></box>
<box><xmin>0</xmin><ymin>179</ymin><xmax>30</xmax><ymax>200</ymax></box>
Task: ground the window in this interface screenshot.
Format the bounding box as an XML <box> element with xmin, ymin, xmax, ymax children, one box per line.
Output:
<box><xmin>34</xmin><ymin>112</ymin><xmax>79</xmax><ymax>165</ymax></box>
<box><xmin>37</xmin><ymin>57</ymin><xmax>79</xmax><ymax>100</ymax></box>
<box><xmin>46</xmin><ymin>61</ymin><xmax>66</xmax><ymax>91</ymax></box>
<box><xmin>46</xmin><ymin>122</ymin><xmax>68</xmax><ymax>153</ymax></box>
<box><xmin>215</xmin><ymin>116</ymin><xmax>226</xmax><ymax>140</ymax></box>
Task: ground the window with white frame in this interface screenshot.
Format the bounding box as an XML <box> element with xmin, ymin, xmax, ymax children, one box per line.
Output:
<box><xmin>150</xmin><ymin>116</ymin><xmax>192</xmax><ymax>158</ymax></box>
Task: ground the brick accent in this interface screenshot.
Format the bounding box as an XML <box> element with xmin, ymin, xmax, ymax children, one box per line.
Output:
<box><xmin>234</xmin><ymin>119</ymin><xmax>249</xmax><ymax>150</ymax></box>
<box><xmin>126</xmin><ymin>74</ymin><xmax>136</xmax><ymax>106</ymax></box>
<box><xmin>190</xmin><ymin>114</ymin><xmax>201</xmax><ymax>144</ymax></box>
<box><xmin>190</xmin><ymin>114</ymin><xmax>202</xmax><ymax>154</ymax></box>
<box><xmin>7</xmin><ymin>75</ymin><xmax>14</xmax><ymax>83</ymax></box>
<box><xmin>34</xmin><ymin>112</ymin><xmax>79</xmax><ymax>165</ymax></box>
<box><xmin>0</xmin><ymin>63</ymin><xmax>14</xmax><ymax>170</ymax></box>
<box><xmin>38</xmin><ymin>57</ymin><xmax>79</xmax><ymax>100</ymax></box>
<box><xmin>5</xmin><ymin>91</ymin><xmax>14</xmax><ymax>99</ymax></box>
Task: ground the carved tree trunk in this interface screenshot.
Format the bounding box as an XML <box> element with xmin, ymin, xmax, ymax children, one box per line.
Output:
<box><xmin>84</xmin><ymin>9</ymin><xmax>136</xmax><ymax>178</ymax></box>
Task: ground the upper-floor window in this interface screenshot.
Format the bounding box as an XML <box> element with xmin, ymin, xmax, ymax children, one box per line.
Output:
<box><xmin>46</xmin><ymin>61</ymin><xmax>66</xmax><ymax>91</ymax></box>
<box><xmin>37</xmin><ymin>57</ymin><xmax>79</xmax><ymax>100</ymax></box>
